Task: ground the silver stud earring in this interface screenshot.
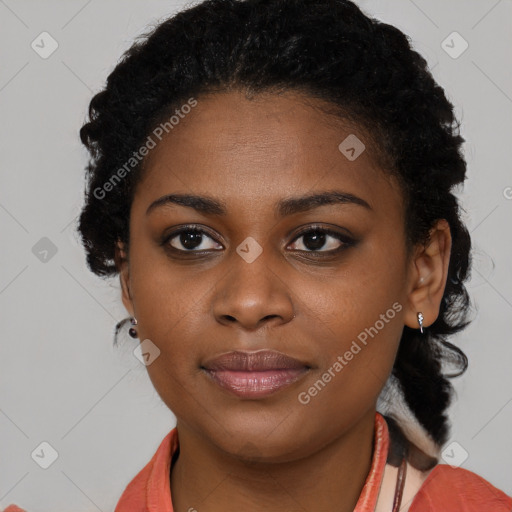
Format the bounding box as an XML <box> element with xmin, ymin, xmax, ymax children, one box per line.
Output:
<box><xmin>128</xmin><ymin>317</ymin><xmax>138</xmax><ymax>338</ymax></box>
<box><xmin>417</xmin><ymin>312</ymin><xmax>424</xmax><ymax>334</ymax></box>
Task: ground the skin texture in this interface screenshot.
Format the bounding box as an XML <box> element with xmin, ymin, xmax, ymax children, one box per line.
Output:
<box><xmin>115</xmin><ymin>89</ymin><xmax>452</xmax><ymax>512</ymax></box>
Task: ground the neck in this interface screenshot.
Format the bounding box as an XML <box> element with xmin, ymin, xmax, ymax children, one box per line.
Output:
<box><xmin>170</xmin><ymin>409</ymin><xmax>377</xmax><ymax>512</ymax></box>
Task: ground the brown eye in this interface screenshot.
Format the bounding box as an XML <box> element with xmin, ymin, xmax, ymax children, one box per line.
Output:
<box><xmin>165</xmin><ymin>227</ymin><xmax>223</xmax><ymax>252</ymax></box>
<box><xmin>289</xmin><ymin>227</ymin><xmax>355</xmax><ymax>253</ymax></box>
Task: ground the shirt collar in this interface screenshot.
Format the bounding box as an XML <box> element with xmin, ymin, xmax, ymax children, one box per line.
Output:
<box><xmin>141</xmin><ymin>411</ymin><xmax>390</xmax><ymax>512</ymax></box>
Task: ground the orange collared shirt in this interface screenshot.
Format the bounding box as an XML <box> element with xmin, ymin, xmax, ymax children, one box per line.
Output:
<box><xmin>4</xmin><ymin>412</ymin><xmax>511</xmax><ymax>511</ymax></box>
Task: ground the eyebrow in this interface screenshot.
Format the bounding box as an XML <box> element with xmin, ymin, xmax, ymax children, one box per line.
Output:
<box><xmin>146</xmin><ymin>190</ymin><xmax>372</xmax><ymax>217</ymax></box>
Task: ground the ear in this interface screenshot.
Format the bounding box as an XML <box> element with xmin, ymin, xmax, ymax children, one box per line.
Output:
<box><xmin>115</xmin><ymin>240</ymin><xmax>135</xmax><ymax>317</ymax></box>
<box><xmin>404</xmin><ymin>219</ymin><xmax>452</xmax><ymax>330</ymax></box>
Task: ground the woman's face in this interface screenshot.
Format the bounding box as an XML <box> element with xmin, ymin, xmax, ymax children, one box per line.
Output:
<box><xmin>118</xmin><ymin>89</ymin><xmax>429</xmax><ymax>460</ymax></box>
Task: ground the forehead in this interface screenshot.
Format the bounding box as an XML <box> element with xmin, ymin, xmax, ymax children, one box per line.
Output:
<box><xmin>136</xmin><ymin>89</ymin><xmax>403</xmax><ymax>215</ymax></box>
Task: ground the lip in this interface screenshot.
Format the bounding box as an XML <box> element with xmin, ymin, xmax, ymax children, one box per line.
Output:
<box><xmin>201</xmin><ymin>350</ymin><xmax>311</xmax><ymax>398</ymax></box>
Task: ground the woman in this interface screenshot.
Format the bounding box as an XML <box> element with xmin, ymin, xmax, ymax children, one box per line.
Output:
<box><xmin>5</xmin><ymin>0</ymin><xmax>511</xmax><ymax>510</ymax></box>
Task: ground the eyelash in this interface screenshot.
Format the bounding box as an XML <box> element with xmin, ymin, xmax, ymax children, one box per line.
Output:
<box><xmin>160</xmin><ymin>224</ymin><xmax>356</xmax><ymax>256</ymax></box>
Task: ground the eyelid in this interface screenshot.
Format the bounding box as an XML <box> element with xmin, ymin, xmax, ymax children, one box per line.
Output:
<box><xmin>289</xmin><ymin>224</ymin><xmax>354</xmax><ymax>243</ymax></box>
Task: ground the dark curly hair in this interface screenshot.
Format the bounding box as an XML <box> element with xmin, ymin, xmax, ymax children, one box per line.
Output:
<box><xmin>78</xmin><ymin>0</ymin><xmax>472</xmax><ymax>469</ymax></box>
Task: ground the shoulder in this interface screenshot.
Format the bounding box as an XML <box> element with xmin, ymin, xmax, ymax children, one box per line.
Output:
<box><xmin>409</xmin><ymin>463</ymin><xmax>512</xmax><ymax>511</ymax></box>
<box><xmin>113</xmin><ymin>457</ymin><xmax>154</xmax><ymax>512</ymax></box>
<box><xmin>1</xmin><ymin>429</ymin><xmax>178</xmax><ymax>512</ymax></box>
<box><xmin>114</xmin><ymin>427</ymin><xmax>177</xmax><ymax>512</ymax></box>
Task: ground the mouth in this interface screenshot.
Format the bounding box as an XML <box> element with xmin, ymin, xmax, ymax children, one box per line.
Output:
<box><xmin>201</xmin><ymin>349</ymin><xmax>311</xmax><ymax>399</ymax></box>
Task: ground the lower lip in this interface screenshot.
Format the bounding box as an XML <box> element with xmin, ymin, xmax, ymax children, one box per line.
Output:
<box><xmin>204</xmin><ymin>368</ymin><xmax>309</xmax><ymax>398</ymax></box>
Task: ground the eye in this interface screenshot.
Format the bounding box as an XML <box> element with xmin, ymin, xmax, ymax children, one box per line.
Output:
<box><xmin>161</xmin><ymin>224</ymin><xmax>355</xmax><ymax>255</ymax></box>
<box><xmin>288</xmin><ymin>226</ymin><xmax>354</xmax><ymax>253</ymax></box>
<box><xmin>164</xmin><ymin>226</ymin><xmax>223</xmax><ymax>252</ymax></box>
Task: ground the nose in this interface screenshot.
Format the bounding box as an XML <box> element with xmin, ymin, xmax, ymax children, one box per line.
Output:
<box><xmin>212</xmin><ymin>248</ymin><xmax>296</xmax><ymax>331</ymax></box>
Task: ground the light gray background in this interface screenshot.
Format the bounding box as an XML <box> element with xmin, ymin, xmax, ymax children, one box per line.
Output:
<box><xmin>1</xmin><ymin>1</ymin><xmax>511</xmax><ymax>510</ymax></box>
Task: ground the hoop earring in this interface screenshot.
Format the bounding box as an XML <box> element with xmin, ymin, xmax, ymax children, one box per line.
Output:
<box><xmin>417</xmin><ymin>312</ymin><xmax>424</xmax><ymax>334</ymax></box>
<box><xmin>129</xmin><ymin>317</ymin><xmax>138</xmax><ymax>338</ymax></box>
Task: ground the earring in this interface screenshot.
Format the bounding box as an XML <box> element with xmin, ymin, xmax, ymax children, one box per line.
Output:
<box><xmin>129</xmin><ymin>317</ymin><xmax>138</xmax><ymax>338</ymax></box>
<box><xmin>417</xmin><ymin>312</ymin><xmax>424</xmax><ymax>334</ymax></box>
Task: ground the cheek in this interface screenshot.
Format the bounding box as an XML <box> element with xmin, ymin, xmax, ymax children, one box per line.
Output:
<box><xmin>310</xmin><ymin>237</ymin><xmax>405</xmax><ymax>325</ymax></box>
<box><xmin>127</xmin><ymin>248</ymin><xmax>226</xmax><ymax>391</ymax></box>
<box><xmin>296</xmin><ymin>290</ymin><xmax>403</xmax><ymax>432</ymax></box>
<box><xmin>301</xmin><ymin>239</ymin><xmax>406</xmax><ymax>378</ymax></box>
<box><xmin>129</xmin><ymin>261</ymin><xmax>207</xmax><ymax>413</ymax></box>
<box><xmin>129</xmin><ymin>243</ymin><xmax>205</xmax><ymax>333</ymax></box>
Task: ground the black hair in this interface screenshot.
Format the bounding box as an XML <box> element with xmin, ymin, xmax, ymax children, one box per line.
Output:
<box><xmin>78</xmin><ymin>0</ymin><xmax>472</xmax><ymax>468</ymax></box>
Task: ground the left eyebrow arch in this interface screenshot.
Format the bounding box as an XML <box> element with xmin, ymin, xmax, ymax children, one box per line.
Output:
<box><xmin>146</xmin><ymin>194</ymin><xmax>227</xmax><ymax>216</ymax></box>
<box><xmin>276</xmin><ymin>190</ymin><xmax>372</xmax><ymax>217</ymax></box>
<box><xmin>145</xmin><ymin>190</ymin><xmax>372</xmax><ymax>217</ymax></box>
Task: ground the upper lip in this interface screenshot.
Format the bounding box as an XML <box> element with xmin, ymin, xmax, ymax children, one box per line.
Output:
<box><xmin>202</xmin><ymin>350</ymin><xmax>310</xmax><ymax>371</ymax></box>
